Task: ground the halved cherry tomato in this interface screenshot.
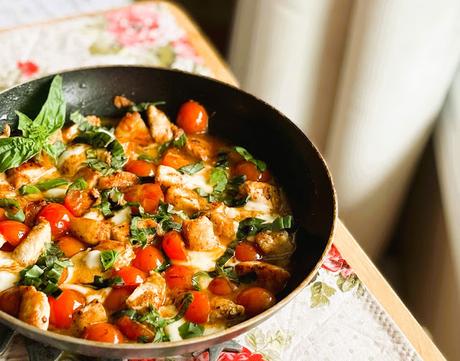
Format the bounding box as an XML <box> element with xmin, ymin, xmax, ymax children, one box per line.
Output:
<box><xmin>176</xmin><ymin>100</ymin><xmax>208</xmax><ymax>134</ymax></box>
<box><xmin>57</xmin><ymin>236</ymin><xmax>86</xmax><ymax>258</ymax></box>
<box><xmin>124</xmin><ymin>183</ymin><xmax>164</xmax><ymax>214</ymax></box>
<box><xmin>132</xmin><ymin>245</ymin><xmax>164</xmax><ymax>273</ymax></box>
<box><xmin>160</xmin><ymin>149</ymin><xmax>193</xmax><ymax>169</ymax></box>
<box><xmin>64</xmin><ymin>190</ymin><xmax>94</xmax><ymax>217</ymax></box>
<box><xmin>37</xmin><ymin>203</ymin><xmax>72</xmax><ymax>237</ymax></box>
<box><xmin>162</xmin><ymin>231</ymin><xmax>187</xmax><ymax>261</ymax></box>
<box><xmin>236</xmin><ymin>287</ymin><xmax>275</xmax><ymax>317</ymax></box>
<box><xmin>0</xmin><ymin>288</ymin><xmax>22</xmax><ymax>317</ymax></box>
<box><xmin>184</xmin><ymin>291</ymin><xmax>210</xmax><ymax>324</ymax></box>
<box><xmin>164</xmin><ymin>265</ymin><xmax>193</xmax><ymax>290</ymax></box>
<box><xmin>235</xmin><ymin>243</ymin><xmax>261</xmax><ymax>262</ymax></box>
<box><xmin>125</xmin><ymin>160</ymin><xmax>155</xmax><ymax>177</ymax></box>
<box><xmin>113</xmin><ymin>266</ymin><xmax>146</xmax><ymax>287</ymax></box>
<box><xmin>104</xmin><ymin>287</ymin><xmax>133</xmax><ymax>313</ymax></box>
<box><xmin>233</xmin><ymin>161</ymin><xmax>270</xmax><ymax>182</ymax></box>
<box><xmin>208</xmin><ymin>277</ymin><xmax>235</xmax><ymax>296</ymax></box>
<box><xmin>49</xmin><ymin>289</ymin><xmax>85</xmax><ymax>329</ymax></box>
<box><xmin>83</xmin><ymin>322</ymin><xmax>124</xmax><ymax>343</ymax></box>
<box><xmin>116</xmin><ymin>315</ymin><xmax>155</xmax><ymax>342</ymax></box>
<box><xmin>0</xmin><ymin>220</ymin><xmax>29</xmax><ymax>247</ymax></box>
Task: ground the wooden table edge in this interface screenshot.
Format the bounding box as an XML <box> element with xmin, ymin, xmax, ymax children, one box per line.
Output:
<box><xmin>334</xmin><ymin>220</ymin><xmax>446</xmax><ymax>361</ymax></box>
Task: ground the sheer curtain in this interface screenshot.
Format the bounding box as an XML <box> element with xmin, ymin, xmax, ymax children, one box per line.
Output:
<box><xmin>229</xmin><ymin>0</ymin><xmax>460</xmax><ymax>259</ymax></box>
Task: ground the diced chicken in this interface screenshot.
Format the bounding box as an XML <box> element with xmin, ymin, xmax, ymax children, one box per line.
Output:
<box><xmin>70</xmin><ymin>217</ymin><xmax>111</xmax><ymax>245</ymax></box>
<box><xmin>13</xmin><ymin>219</ymin><xmax>51</xmax><ymax>267</ymax></box>
<box><xmin>0</xmin><ymin>174</ymin><xmax>16</xmax><ymax>198</ymax></box>
<box><xmin>182</xmin><ymin>216</ymin><xmax>220</xmax><ymax>251</ymax></box>
<box><xmin>70</xmin><ymin>251</ymin><xmax>105</xmax><ymax>284</ymax></box>
<box><xmin>0</xmin><ymin>287</ymin><xmax>22</xmax><ymax>316</ymax></box>
<box><xmin>6</xmin><ymin>161</ymin><xmax>56</xmax><ymax>189</ymax></box>
<box><xmin>23</xmin><ymin>200</ymin><xmax>47</xmax><ymax>227</ymax></box>
<box><xmin>115</xmin><ymin>111</ymin><xmax>152</xmax><ymax>146</ymax></box>
<box><xmin>18</xmin><ymin>286</ymin><xmax>50</xmax><ymax>330</ymax></box>
<box><xmin>98</xmin><ymin>171</ymin><xmax>139</xmax><ymax>190</ymax></box>
<box><xmin>165</xmin><ymin>186</ymin><xmax>207</xmax><ymax>215</ymax></box>
<box><xmin>240</xmin><ymin>181</ymin><xmax>281</xmax><ymax>213</ymax></box>
<box><xmin>75</xmin><ymin>167</ymin><xmax>101</xmax><ymax>188</ymax></box>
<box><xmin>156</xmin><ymin>165</ymin><xmax>213</xmax><ymax>193</ymax></box>
<box><xmin>57</xmin><ymin>144</ymin><xmax>90</xmax><ymax>178</ymax></box>
<box><xmin>209</xmin><ymin>297</ymin><xmax>245</xmax><ymax>323</ymax></box>
<box><xmin>113</xmin><ymin>95</ymin><xmax>134</xmax><ymax>109</ymax></box>
<box><xmin>207</xmin><ymin>204</ymin><xmax>239</xmax><ymax>240</ymax></box>
<box><xmin>235</xmin><ymin>261</ymin><xmax>290</xmax><ymax>293</ymax></box>
<box><xmin>146</xmin><ymin>105</ymin><xmax>174</xmax><ymax>144</ymax></box>
<box><xmin>111</xmin><ymin>222</ymin><xmax>130</xmax><ymax>243</ymax></box>
<box><xmin>126</xmin><ymin>273</ymin><xmax>166</xmax><ymax>311</ymax></box>
<box><xmin>71</xmin><ymin>300</ymin><xmax>107</xmax><ymax>335</ymax></box>
<box><xmin>185</xmin><ymin>135</ymin><xmax>217</xmax><ymax>161</ymax></box>
<box><xmin>95</xmin><ymin>240</ymin><xmax>135</xmax><ymax>269</ymax></box>
<box><xmin>254</xmin><ymin>230</ymin><xmax>294</xmax><ymax>257</ymax></box>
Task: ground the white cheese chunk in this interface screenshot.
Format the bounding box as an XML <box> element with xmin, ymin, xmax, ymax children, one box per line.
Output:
<box><xmin>110</xmin><ymin>207</ymin><xmax>131</xmax><ymax>225</ymax></box>
<box><xmin>165</xmin><ymin>318</ymin><xmax>186</xmax><ymax>341</ymax></box>
<box><xmin>0</xmin><ymin>271</ymin><xmax>18</xmax><ymax>291</ymax></box>
<box><xmin>85</xmin><ymin>250</ymin><xmax>102</xmax><ymax>269</ymax></box>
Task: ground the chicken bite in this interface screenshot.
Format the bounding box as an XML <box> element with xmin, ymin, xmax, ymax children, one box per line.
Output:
<box><xmin>182</xmin><ymin>216</ymin><xmax>220</xmax><ymax>251</ymax></box>
<box><xmin>19</xmin><ymin>286</ymin><xmax>50</xmax><ymax>330</ymax></box>
<box><xmin>98</xmin><ymin>171</ymin><xmax>139</xmax><ymax>190</ymax></box>
<box><xmin>165</xmin><ymin>186</ymin><xmax>207</xmax><ymax>215</ymax></box>
<box><xmin>209</xmin><ymin>297</ymin><xmax>245</xmax><ymax>323</ymax></box>
<box><xmin>126</xmin><ymin>272</ymin><xmax>166</xmax><ymax>311</ymax></box>
<box><xmin>235</xmin><ymin>261</ymin><xmax>290</xmax><ymax>293</ymax></box>
<box><xmin>146</xmin><ymin>105</ymin><xmax>175</xmax><ymax>144</ymax></box>
<box><xmin>70</xmin><ymin>217</ymin><xmax>111</xmax><ymax>245</ymax></box>
<box><xmin>71</xmin><ymin>300</ymin><xmax>108</xmax><ymax>335</ymax></box>
<box><xmin>13</xmin><ymin>219</ymin><xmax>51</xmax><ymax>267</ymax></box>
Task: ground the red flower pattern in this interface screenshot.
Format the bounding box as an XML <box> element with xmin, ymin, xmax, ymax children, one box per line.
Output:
<box><xmin>128</xmin><ymin>347</ymin><xmax>264</xmax><ymax>361</ymax></box>
<box><xmin>322</xmin><ymin>245</ymin><xmax>353</xmax><ymax>276</ymax></box>
<box><xmin>16</xmin><ymin>61</ymin><xmax>39</xmax><ymax>77</ymax></box>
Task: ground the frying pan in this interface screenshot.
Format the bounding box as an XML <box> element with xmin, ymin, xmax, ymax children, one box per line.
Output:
<box><xmin>0</xmin><ymin>66</ymin><xmax>336</xmax><ymax>359</ymax></box>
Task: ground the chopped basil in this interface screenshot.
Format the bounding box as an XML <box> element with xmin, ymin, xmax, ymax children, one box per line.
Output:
<box><xmin>233</xmin><ymin>146</ymin><xmax>267</xmax><ymax>172</ymax></box>
<box><xmin>178</xmin><ymin>161</ymin><xmax>204</xmax><ymax>175</ymax></box>
<box><xmin>100</xmin><ymin>250</ymin><xmax>119</xmax><ymax>271</ymax></box>
<box><xmin>67</xmin><ymin>177</ymin><xmax>88</xmax><ymax>192</ymax></box>
<box><xmin>70</xmin><ymin>111</ymin><xmax>97</xmax><ymax>132</ymax></box>
<box><xmin>174</xmin><ymin>292</ymin><xmax>194</xmax><ymax>321</ymax></box>
<box><xmin>216</xmin><ymin>240</ymin><xmax>238</xmax><ymax>269</ymax></box>
<box><xmin>150</xmin><ymin>202</ymin><xmax>183</xmax><ymax>233</ymax></box>
<box><xmin>236</xmin><ymin>216</ymin><xmax>294</xmax><ymax>239</ymax></box>
<box><xmin>156</xmin><ymin>134</ymin><xmax>188</xmax><ymax>161</ymax></box>
<box><xmin>19</xmin><ymin>178</ymin><xmax>69</xmax><ymax>195</ymax></box>
<box><xmin>172</xmin><ymin>133</ymin><xmax>187</xmax><ymax>148</ymax></box>
<box><xmin>178</xmin><ymin>322</ymin><xmax>204</xmax><ymax>339</ymax></box>
<box><xmin>209</xmin><ymin>167</ymin><xmax>228</xmax><ymax>193</ymax></box>
<box><xmin>131</xmin><ymin>306</ymin><xmax>170</xmax><ymax>343</ymax></box>
<box><xmin>0</xmin><ymin>198</ymin><xmax>25</xmax><ymax>222</ymax></box>
<box><xmin>88</xmin><ymin>275</ymin><xmax>124</xmax><ymax>289</ymax></box>
<box><xmin>128</xmin><ymin>101</ymin><xmax>166</xmax><ymax>113</ymax></box>
<box><xmin>191</xmin><ymin>271</ymin><xmax>211</xmax><ymax>291</ymax></box>
<box><xmin>130</xmin><ymin>216</ymin><xmax>156</xmax><ymax>247</ymax></box>
<box><xmin>19</xmin><ymin>185</ymin><xmax>40</xmax><ymax>195</ymax></box>
<box><xmin>138</xmin><ymin>154</ymin><xmax>155</xmax><ymax>162</ymax></box>
<box><xmin>43</xmin><ymin>141</ymin><xmax>65</xmax><ymax>163</ymax></box>
<box><xmin>99</xmin><ymin>188</ymin><xmax>125</xmax><ymax>217</ymax></box>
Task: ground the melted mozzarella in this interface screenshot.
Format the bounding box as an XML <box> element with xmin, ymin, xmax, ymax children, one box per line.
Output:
<box><xmin>165</xmin><ymin>318</ymin><xmax>186</xmax><ymax>341</ymax></box>
<box><xmin>83</xmin><ymin>209</ymin><xmax>104</xmax><ymax>221</ymax></box>
<box><xmin>244</xmin><ymin>200</ymin><xmax>271</xmax><ymax>213</ymax></box>
<box><xmin>57</xmin><ymin>144</ymin><xmax>88</xmax><ymax>168</ymax></box>
<box><xmin>175</xmin><ymin>248</ymin><xmax>224</xmax><ymax>272</ymax></box>
<box><xmin>110</xmin><ymin>207</ymin><xmax>131</xmax><ymax>225</ymax></box>
<box><xmin>203</xmin><ymin>323</ymin><xmax>226</xmax><ymax>335</ymax></box>
<box><xmin>183</xmin><ymin>168</ymin><xmax>213</xmax><ymax>193</ymax></box>
<box><xmin>43</xmin><ymin>186</ymin><xmax>67</xmax><ymax>199</ymax></box>
<box><xmin>0</xmin><ymin>271</ymin><xmax>18</xmax><ymax>291</ymax></box>
<box><xmin>85</xmin><ymin>250</ymin><xmax>102</xmax><ymax>269</ymax></box>
<box><xmin>60</xmin><ymin>284</ymin><xmax>110</xmax><ymax>303</ymax></box>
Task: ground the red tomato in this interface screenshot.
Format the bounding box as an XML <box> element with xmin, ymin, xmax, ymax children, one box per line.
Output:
<box><xmin>113</xmin><ymin>266</ymin><xmax>146</xmax><ymax>287</ymax></box>
<box><xmin>132</xmin><ymin>245</ymin><xmax>164</xmax><ymax>273</ymax></box>
<box><xmin>48</xmin><ymin>290</ymin><xmax>85</xmax><ymax>329</ymax></box>
<box><xmin>235</xmin><ymin>243</ymin><xmax>261</xmax><ymax>262</ymax></box>
<box><xmin>124</xmin><ymin>160</ymin><xmax>155</xmax><ymax>177</ymax></box>
<box><xmin>124</xmin><ymin>184</ymin><xmax>164</xmax><ymax>214</ymax></box>
<box><xmin>83</xmin><ymin>323</ymin><xmax>124</xmax><ymax>344</ymax></box>
<box><xmin>162</xmin><ymin>231</ymin><xmax>187</xmax><ymax>260</ymax></box>
<box><xmin>208</xmin><ymin>277</ymin><xmax>236</xmax><ymax>296</ymax></box>
<box><xmin>184</xmin><ymin>291</ymin><xmax>210</xmax><ymax>324</ymax></box>
<box><xmin>160</xmin><ymin>149</ymin><xmax>193</xmax><ymax>169</ymax></box>
<box><xmin>104</xmin><ymin>287</ymin><xmax>133</xmax><ymax>313</ymax></box>
<box><xmin>176</xmin><ymin>100</ymin><xmax>208</xmax><ymax>134</ymax></box>
<box><xmin>37</xmin><ymin>203</ymin><xmax>71</xmax><ymax>237</ymax></box>
<box><xmin>57</xmin><ymin>236</ymin><xmax>86</xmax><ymax>258</ymax></box>
<box><xmin>64</xmin><ymin>190</ymin><xmax>94</xmax><ymax>217</ymax></box>
<box><xmin>233</xmin><ymin>161</ymin><xmax>270</xmax><ymax>182</ymax></box>
<box><xmin>0</xmin><ymin>221</ymin><xmax>29</xmax><ymax>247</ymax></box>
<box><xmin>164</xmin><ymin>265</ymin><xmax>193</xmax><ymax>290</ymax></box>
<box><xmin>116</xmin><ymin>316</ymin><xmax>155</xmax><ymax>342</ymax></box>
<box><xmin>236</xmin><ymin>287</ymin><xmax>275</xmax><ymax>317</ymax></box>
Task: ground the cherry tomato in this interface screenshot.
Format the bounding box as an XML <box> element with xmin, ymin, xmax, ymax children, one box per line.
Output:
<box><xmin>83</xmin><ymin>322</ymin><xmax>124</xmax><ymax>343</ymax></box>
<box><xmin>0</xmin><ymin>221</ymin><xmax>29</xmax><ymax>247</ymax></box>
<box><xmin>64</xmin><ymin>190</ymin><xmax>94</xmax><ymax>217</ymax></box>
<box><xmin>160</xmin><ymin>149</ymin><xmax>193</xmax><ymax>169</ymax></box>
<box><xmin>57</xmin><ymin>236</ymin><xmax>86</xmax><ymax>258</ymax></box>
<box><xmin>116</xmin><ymin>315</ymin><xmax>155</xmax><ymax>342</ymax></box>
<box><xmin>124</xmin><ymin>183</ymin><xmax>164</xmax><ymax>214</ymax></box>
<box><xmin>162</xmin><ymin>231</ymin><xmax>187</xmax><ymax>261</ymax></box>
<box><xmin>125</xmin><ymin>160</ymin><xmax>155</xmax><ymax>177</ymax></box>
<box><xmin>236</xmin><ymin>287</ymin><xmax>275</xmax><ymax>317</ymax></box>
<box><xmin>176</xmin><ymin>100</ymin><xmax>208</xmax><ymax>134</ymax></box>
<box><xmin>235</xmin><ymin>243</ymin><xmax>261</xmax><ymax>262</ymax></box>
<box><xmin>164</xmin><ymin>265</ymin><xmax>193</xmax><ymax>290</ymax></box>
<box><xmin>132</xmin><ymin>245</ymin><xmax>164</xmax><ymax>273</ymax></box>
<box><xmin>37</xmin><ymin>203</ymin><xmax>72</xmax><ymax>237</ymax></box>
<box><xmin>184</xmin><ymin>291</ymin><xmax>210</xmax><ymax>324</ymax></box>
<box><xmin>208</xmin><ymin>277</ymin><xmax>236</xmax><ymax>296</ymax></box>
<box><xmin>233</xmin><ymin>161</ymin><xmax>270</xmax><ymax>182</ymax></box>
<box><xmin>0</xmin><ymin>288</ymin><xmax>22</xmax><ymax>317</ymax></box>
<box><xmin>104</xmin><ymin>287</ymin><xmax>133</xmax><ymax>313</ymax></box>
<box><xmin>113</xmin><ymin>266</ymin><xmax>146</xmax><ymax>287</ymax></box>
<box><xmin>49</xmin><ymin>290</ymin><xmax>85</xmax><ymax>329</ymax></box>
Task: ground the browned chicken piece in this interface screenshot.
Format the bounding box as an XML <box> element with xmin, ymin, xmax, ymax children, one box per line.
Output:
<box><xmin>71</xmin><ymin>300</ymin><xmax>108</xmax><ymax>336</ymax></box>
<box><xmin>0</xmin><ymin>287</ymin><xmax>22</xmax><ymax>316</ymax></box>
<box><xmin>95</xmin><ymin>240</ymin><xmax>135</xmax><ymax>269</ymax></box>
<box><xmin>185</xmin><ymin>135</ymin><xmax>217</xmax><ymax>161</ymax></box>
<box><xmin>70</xmin><ymin>217</ymin><xmax>111</xmax><ymax>245</ymax></box>
<box><xmin>111</xmin><ymin>222</ymin><xmax>130</xmax><ymax>243</ymax></box>
<box><xmin>240</xmin><ymin>181</ymin><xmax>281</xmax><ymax>212</ymax></box>
<box><xmin>6</xmin><ymin>161</ymin><xmax>56</xmax><ymax>189</ymax></box>
<box><xmin>113</xmin><ymin>95</ymin><xmax>134</xmax><ymax>109</ymax></box>
<box><xmin>155</xmin><ymin>165</ymin><xmax>184</xmax><ymax>188</ymax></box>
<box><xmin>23</xmin><ymin>200</ymin><xmax>47</xmax><ymax>227</ymax></box>
<box><xmin>209</xmin><ymin>297</ymin><xmax>245</xmax><ymax>323</ymax></box>
<box><xmin>182</xmin><ymin>216</ymin><xmax>220</xmax><ymax>251</ymax></box>
<box><xmin>207</xmin><ymin>205</ymin><xmax>239</xmax><ymax>240</ymax></box>
<box><xmin>75</xmin><ymin>167</ymin><xmax>101</xmax><ymax>188</ymax></box>
<box><xmin>57</xmin><ymin>144</ymin><xmax>90</xmax><ymax>178</ymax></box>
<box><xmin>165</xmin><ymin>186</ymin><xmax>207</xmax><ymax>215</ymax></box>
<box><xmin>13</xmin><ymin>219</ymin><xmax>51</xmax><ymax>267</ymax></box>
<box><xmin>18</xmin><ymin>286</ymin><xmax>50</xmax><ymax>330</ymax></box>
<box><xmin>235</xmin><ymin>261</ymin><xmax>290</xmax><ymax>293</ymax></box>
<box><xmin>115</xmin><ymin>111</ymin><xmax>152</xmax><ymax>147</ymax></box>
<box><xmin>65</xmin><ymin>189</ymin><xmax>98</xmax><ymax>217</ymax></box>
<box><xmin>254</xmin><ymin>230</ymin><xmax>294</xmax><ymax>257</ymax></box>
<box><xmin>0</xmin><ymin>176</ymin><xmax>16</xmax><ymax>199</ymax></box>
<box><xmin>126</xmin><ymin>273</ymin><xmax>166</xmax><ymax>311</ymax></box>
<box><xmin>146</xmin><ymin>105</ymin><xmax>174</xmax><ymax>144</ymax></box>
<box><xmin>134</xmin><ymin>217</ymin><xmax>159</xmax><ymax>238</ymax></box>
<box><xmin>98</xmin><ymin>171</ymin><xmax>139</xmax><ymax>190</ymax></box>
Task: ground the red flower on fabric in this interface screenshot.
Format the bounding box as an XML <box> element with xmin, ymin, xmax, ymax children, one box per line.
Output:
<box><xmin>321</xmin><ymin>245</ymin><xmax>350</xmax><ymax>273</ymax></box>
<box><xmin>218</xmin><ymin>347</ymin><xmax>265</xmax><ymax>361</ymax></box>
<box><xmin>17</xmin><ymin>61</ymin><xmax>39</xmax><ymax>77</ymax></box>
<box><xmin>107</xmin><ymin>6</ymin><xmax>159</xmax><ymax>46</ymax></box>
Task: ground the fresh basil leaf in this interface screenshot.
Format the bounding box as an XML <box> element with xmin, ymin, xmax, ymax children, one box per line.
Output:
<box><xmin>0</xmin><ymin>137</ymin><xmax>41</xmax><ymax>172</ymax></box>
<box><xmin>174</xmin><ymin>292</ymin><xmax>193</xmax><ymax>321</ymax></box>
<box><xmin>70</xmin><ymin>111</ymin><xmax>96</xmax><ymax>132</ymax></box>
<box><xmin>136</xmin><ymin>306</ymin><xmax>170</xmax><ymax>343</ymax></box>
<box><xmin>109</xmin><ymin>139</ymin><xmax>128</xmax><ymax>170</ymax></box>
<box><xmin>172</xmin><ymin>133</ymin><xmax>187</xmax><ymax>148</ymax></box>
<box><xmin>77</xmin><ymin>128</ymin><xmax>115</xmax><ymax>148</ymax></box>
<box><xmin>236</xmin><ymin>218</ymin><xmax>266</xmax><ymax>239</ymax></box>
<box><xmin>130</xmin><ymin>216</ymin><xmax>156</xmax><ymax>247</ymax></box>
<box><xmin>233</xmin><ymin>146</ymin><xmax>267</xmax><ymax>172</ymax></box>
<box><xmin>19</xmin><ymin>185</ymin><xmax>40</xmax><ymax>195</ymax></box>
<box><xmin>16</xmin><ymin>111</ymin><xmax>34</xmax><ymax>137</ymax></box>
<box><xmin>43</xmin><ymin>141</ymin><xmax>65</xmax><ymax>162</ymax></box>
<box><xmin>99</xmin><ymin>188</ymin><xmax>125</xmax><ymax>217</ymax></box>
<box><xmin>36</xmin><ymin>178</ymin><xmax>69</xmax><ymax>191</ymax></box>
<box><xmin>178</xmin><ymin>322</ymin><xmax>204</xmax><ymax>339</ymax></box>
<box><xmin>128</xmin><ymin>101</ymin><xmax>166</xmax><ymax>113</ymax></box>
<box><xmin>0</xmin><ymin>198</ymin><xmax>25</xmax><ymax>222</ymax></box>
<box><xmin>88</xmin><ymin>275</ymin><xmax>124</xmax><ymax>289</ymax></box>
<box><xmin>67</xmin><ymin>177</ymin><xmax>88</xmax><ymax>192</ymax></box>
<box><xmin>178</xmin><ymin>161</ymin><xmax>204</xmax><ymax>175</ymax></box>
<box><xmin>271</xmin><ymin>216</ymin><xmax>293</xmax><ymax>231</ymax></box>
<box><xmin>209</xmin><ymin>167</ymin><xmax>228</xmax><ymax>193</ymax></box>
<box><xmin>216</xmin><ymin>240</ymin><xmax>238</xmax><ymax>269</ymax></box>
<box><xmin>100</xmin><ymin>250</ymin><xmax>119</xmax><ymax>271</ymax></box>
<box><xmin>191</xmin><ymin>271</ymin><xmax>210</xmax><ymax>291</ymax></box>
<box><xmin>150</xmin><ymin>202</ymin><xmax>182</xmax><ymax>233</ymax></box>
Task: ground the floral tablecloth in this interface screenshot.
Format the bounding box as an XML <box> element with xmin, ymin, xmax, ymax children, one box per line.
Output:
<box><xmin>0</xmin><ymin>2</ymin><xmax>422</xmax><ymax>360</ymax></box>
